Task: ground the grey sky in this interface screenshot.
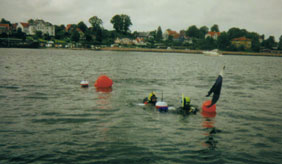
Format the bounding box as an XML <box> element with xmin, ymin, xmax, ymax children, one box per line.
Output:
<box><xmin>0</xmin><ymin>0</ymin><xmax>281</xmax><ymax>39</ymax></box>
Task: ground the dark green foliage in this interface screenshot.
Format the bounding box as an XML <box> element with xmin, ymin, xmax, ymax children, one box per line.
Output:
<box><xmin>28</xmin><ymin>19</ymin><xmax>34</xmax><ymax>24</ymax></box>
<box><xmin>15</xmin><ymin>28</ymin><xmax>26</xmax><ymax>40</ymax></box>
<box><xmin>0</xmin><ymin>18</ymin><xmax>11</xmax><ymax>25</ymax></box>
<box><xmin>35</xmin><ymin>31</ymin><xmax>43</xmax><ymax>39</ymax></box>
<box><xmin>43</xmin><ymin>33</ymin><xmax>50</xmax><ymax>40</ymax></box>
<box><xmin>199</xmin><ymin>26</ymin><xmax>209</xmax><ymax>39</ymax></box>
<box><xmin>186</xmin><ymin>25</ymin><xmax>200</xmax><ymax>38</ymax></box>
<box><xmin>71</xmin><ymin>30</ymin><xmax>80</xmax><ymax>42</ymax></box>
<box><xmin>227</xmin><ymin>28</ymin><xmax>247</xmax><ymax>40</ymax></box>
<box><xmin>211</xmin><ymin>24</ymin><xmax>219</xmax><ymax>32</ymax></box>
<box><xmin>77</xmin><ymin>21</ymin><xmax>88</xmax><ymax>33</ymax></box>
<box><xmin>111</xmin><ymin>14</ymin><xmax>132</xmax><ymax>34</ymax></box>
<box><xmin>278</xmin><ymin>35</ymin><xmax>282</xmax><ymax>50</ymax></box>
<box><xmin>217</xmin><ymin>32</ymin><xmax>230</xmax><ymax>50</ymax></box>
<box><xmin>55</xmin><ymin>25</ymin><xmax>66</xmax><ymax>40</ymax></box>
<box><xmin>89</xmin><ymin>16</ymin><xmax>103</xmax><ymax>32</ymax></box>
<box><xmin>262</xmin><ymin>36</ymin><xmax>276</xmax><ymax>49</ymax></box>
<box><xmin>156</xmin><ymin>26</ymin><xmax>163</xmax><ymax>42</ymax></box>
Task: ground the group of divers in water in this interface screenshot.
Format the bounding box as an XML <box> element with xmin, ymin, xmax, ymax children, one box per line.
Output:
<box><xmin>142</xmin><ymin>66</ymin><xmax>225</xmax><ymax>115</ymax></box>
<box><xmin>143</xmin><ymin>92</ymin><xmax>199</xmax><ymax>115</ymax></box>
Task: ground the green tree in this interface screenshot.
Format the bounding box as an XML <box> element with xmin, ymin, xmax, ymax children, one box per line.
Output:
<box><xmin>197</xmin><ymin>37</ymin><xmax>216</xmax><ymax>50</ymax></box>
<box><xmin>247</xmin><ymin>32</ymin><xmax>260</xmax><ymax>52</ymax></box>
<box><xmin>95</xmin><ymin>28</ymin><xmax>103</xmax><ymax>43</ymax></box>
<box><xmin>89</xmin><ymin>16</ymin><xmax>103</xmax><ymax>32</ymax></box>
<box><xmin>0</xmin><ymin>18</ymin><xmax>11</xmax><ymax>25</ymax></box>
<box><xmin>111</xmin><ymin>15</ymin><xmax>122</xmax><ymax>33</ymax></box>
<box><xmin>55</xmin><ymin>25</ymin><xmax>66</xmax><ymax>40</ymax></box>
<box><xmin>110</xmin><ymin>14</ymin><xmax>132</xmax><ymax>34</ymax></box>
<box><xmin>227</xmin><ymin>27</ymin><xmax>247</xmax><ymax>40</ymax></box>
<box><xmin>211</xmin><ymin>24</ymin><xmax>219</xmax><ymax>32</ymax></box>
<box><xmin>43</xmin><ymin>33</ymin><xmax>51</xmax><ymax>40</ymax></box>
<box><xmin>156</xmin><ymin>26</ymin><xmax>163</xmax><ymax>42</ymax></box>
<box><xmin>67</xmin><ymin>24</ymin><xmax>77</xmax><ymax>33</ymax></box>
<box><xmin>84</xmin><ymin>31</ymin><xmax>93</xmax><ymax>42</ymax></box>
<box><xmin>77</xmin><ymin>21</ymin><xmax>88</xmax><ymax>33</ymax></box>
<box><xmin>199</xmin><ymin>26</ymin><xmax>209</xmax><ymax>39</ymax></box>
<box><xmin>217</xmin><ymin>32</ymin><xmax>230</xmax><ymax>50</ymax></box>
<box><xmin>149</xmin><ymin>30</ymin><xmax>156</xmax><ymax>40</ymax></box>
<box><xmin>15</xmin><ymin>28</ymin><xmax>26</xmax><ymax>40</ymax></box>
<box><xmin>186</xmin><ymin>25</ymin><xmax>200</xmax><ymax>38</ymax></box>
<box><xmin>28</xmin><ymin>19</ymin><xmax>35</xmax><ymax>24</ymax></box>
<box><xmin>278</xmin><ymin>35</ymin><xmax>282</xmax><ymax>50</ymax></box>
<box><xmin>251</xmin><ymin>38</ymin><xmax>260</xmax><ymax>52</ymax></box>
<box><xmin>71</xmin><ymin>30</ymin><xmax>80</xmax><ymax>42</ymax></box>
<box><xmin>263</xmin><ymin>36</ymin><xmax>276</xmax><ymax>49</ymax></box>
<box><xmin>35</xmin><ymin>31</ymin><xmax>42</xmax><ymax>39</ymax></box>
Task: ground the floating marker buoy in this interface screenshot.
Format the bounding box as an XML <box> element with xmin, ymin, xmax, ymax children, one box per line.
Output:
<box><xmin>94</xmin><ymin>75</ymin><xmax>113</xmax><ymax>88</ymax></box>
<box><xmin>202</xmin><ymin>120</ymin><xmax>215</xmax><ymax>128</ymax></box>
<box><xmin>202</xmin><ymin>100</ymin><xmax>216</xmax><ymax>113</ymax></box>
<box><xmin>155</xmin><ymin>101</ymin><xmax>168</xmax><ymax>112</ymax></box>
<box><xmin>201</xmin><ymin>111</ymin><xmax>217</xmax><ymax>118</ymax></box>
<box><xmin>80</xmin><ymin>80</ymin><xmax>89</xmax><ymax>88</ymax></box>
<box><xmin>96</xmin><ymin>87</ymin><xmax>112</xmax><ymax>93</ymax></box>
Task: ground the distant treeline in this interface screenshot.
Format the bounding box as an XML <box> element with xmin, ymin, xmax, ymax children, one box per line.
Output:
<box><xmin>1</xmin><ymin>16</ymin><xmax>282</xmax><ymax>52</ymax></box>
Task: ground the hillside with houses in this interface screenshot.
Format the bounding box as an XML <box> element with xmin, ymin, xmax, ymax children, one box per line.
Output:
<box><xmin>0</xmin><ymin>16</ymin><xmax>281</xmax><ymax>53</ymax></box>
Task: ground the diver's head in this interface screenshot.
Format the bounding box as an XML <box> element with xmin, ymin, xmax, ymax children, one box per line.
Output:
<box><xmin>151</xmin><ymin>94</ymin><xmax>157</xmax><ymax>102</ymax></box>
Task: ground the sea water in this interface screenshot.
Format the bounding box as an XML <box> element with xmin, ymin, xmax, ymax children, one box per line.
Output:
<box><xmin>0</xmin><ymin>48</ymin><xmax>282</xmax><ymax>163</ymax></box>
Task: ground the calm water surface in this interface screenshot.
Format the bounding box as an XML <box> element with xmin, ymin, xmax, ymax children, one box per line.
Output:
<box><xmin>0</xmin><ymin>48</ymin><xmax>282</xmax><ymax>164</ymax></box>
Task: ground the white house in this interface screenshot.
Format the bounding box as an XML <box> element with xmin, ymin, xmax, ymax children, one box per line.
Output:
<box><xmin>29</xmin><ymin>20</ymin><xmax>55</xmax><ymax>36</ymax></box>
<box><xmin>16</xmin><ymin>19</ymin><xmax>55</xmax><ymax>36</ymax></box>
<box><xmin>16</xmin><ymin>22</ymin><xmax>30</xmax><ymax>34</ymax></box>
<box><xmin>114</xmin><ymin>38</ymin><xmax>133</xmax><ymax>45</ymax></box>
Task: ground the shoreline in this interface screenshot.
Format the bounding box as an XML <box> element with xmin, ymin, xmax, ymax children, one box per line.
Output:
<box><xmin>1</xmin><ymin>47</ymin><xmax>282</xmax><ymax>57</ymax></box>
<box><xmin>100</xmin><ymin>47</ymin><xmax>282</xmax><ymax>57</ymax></box>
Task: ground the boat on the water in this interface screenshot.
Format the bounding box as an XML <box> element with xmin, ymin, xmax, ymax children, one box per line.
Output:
<box><xmin>202</xmin><ymin>49</ymin><xmax>223</xmax><ymax>56</ymax></box>
<box><xmin>155</xmin><ymin>101</ymin><xmax>168</xmax><ymax>112</ymax></box>
<box><xmin>80</xmin><ymin>80</ymin><xmax>89</xmax><ymax>88</ymax></box>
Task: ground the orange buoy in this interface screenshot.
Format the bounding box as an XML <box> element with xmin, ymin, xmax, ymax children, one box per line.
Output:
<box><xmin>201</xmin><ymin>111</ymin><xmax>217</xmax><ymax>118</ymax></box>
<box><xmin>96</xmin><ymin>87</ymin><xmax>112</xmax><ymax>93</ymax></box>
<box><xmin>202</xmin><ymin>100</ymin><xmax>216</xmax><ymax>113</ymax></box>
<box><xmin>94</xmin><ymin>75</ymin><xmax>113</xmax><ymax>88</ymax></box>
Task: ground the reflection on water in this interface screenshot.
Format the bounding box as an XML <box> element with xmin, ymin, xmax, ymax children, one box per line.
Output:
<box><xmin>201</xmin><ymin>111</ymin><xmax>219</xmax><ymax>150</ymax></box>
<box><xmin>95</xmin><ymin>88</ymin><xmax>112</xmax><ymax>110</ymax></box>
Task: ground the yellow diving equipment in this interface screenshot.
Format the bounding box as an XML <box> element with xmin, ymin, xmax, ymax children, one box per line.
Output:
<box><xmin>148</xmin><ymin>92</ymin><xmax>156</xmax><ymax>101</ymax></box>
<box><xmin>181</xmin><ymin>95</ymin><xmax>191</xmax><ymax>108</ymax></box>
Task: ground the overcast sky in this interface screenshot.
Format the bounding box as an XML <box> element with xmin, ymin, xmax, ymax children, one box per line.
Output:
<box><xmin>0</xmin><ymin>0</ymin><xmax>281</xmax><ymax>39</ymax></box>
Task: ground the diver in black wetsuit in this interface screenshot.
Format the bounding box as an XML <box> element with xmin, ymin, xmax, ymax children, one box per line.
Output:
<box><xmin>143</xmin><ymin>92</ymin><xmax>158</xmax><ymax>105</ymax></box>
<box><xmin>178</xmin><ymin>96</ymin><xmax>198</xmax><ymax>115</ymax></box>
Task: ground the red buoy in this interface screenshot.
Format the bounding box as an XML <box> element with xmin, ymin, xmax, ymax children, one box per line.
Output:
<box><xmin>201</xmin><ymin>111</ymin><xmax>217</xmax><ymax>118</ymax></box>
<box><xmin>96</xmin><ymin>87</ymin><xmax>112</xmax><ymax>93</ymax></box>
<box><xmin>202</xmin><ymin>100</ymin><xmax>216</xmax><ymax>113</ymax></box>
<box><xmin>94</xmin><ymin>75</ymin><xmax>113</xmax><ymax>88</ymax></box>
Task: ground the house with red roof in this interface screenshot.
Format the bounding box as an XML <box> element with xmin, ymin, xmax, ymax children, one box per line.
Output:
<box><xmin>0</xmin><ymin>24</ymin><xmax>10</xmax><ymax>34</ymax></box>
<box><xmin>65</xmin><ymin>24</ymin><xmax>73</xmax><ymax>32</ymax></box>
<box><xmin>16</xmin><ymin>22</ymin><xmax>30</xmax><ymax>34</ymax></box>
<box><xmin>163</xmin><ymin>29</ymin><xmax>180</xmax><ymax>41</ymax></box>
<box><xmin>28</xmin><ymin>19</ymin><xmax>55</xmax><ymax>36</ymax></box>
<box><xmin>15</xmin><ymin>20</ymin><xmax>55</xmax><ymax>36</ymax></box>
<box><xmin>205</xmin><ymin>31</ymin><xmax>221</xmax><ymax>40</ymax></box>
<box><xmin>231</xmin><ymin>37</ymin><xmax>252</xmax><ymax>49</ymax></box>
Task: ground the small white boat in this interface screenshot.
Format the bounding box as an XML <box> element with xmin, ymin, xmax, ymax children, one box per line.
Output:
<box><xmin>202</xmin><ymin>49</ymin><xmax>223</xmax><ymax>56</ymax></box>
<box><xmin>155</xmin><ymin>101</ymin><xmax>168</xmax><ymax>112</ymax></box>
<box><xmin>80</xmin><ymin>80</ymin><xmax>89</xmax><ymax>88</ymax></box>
